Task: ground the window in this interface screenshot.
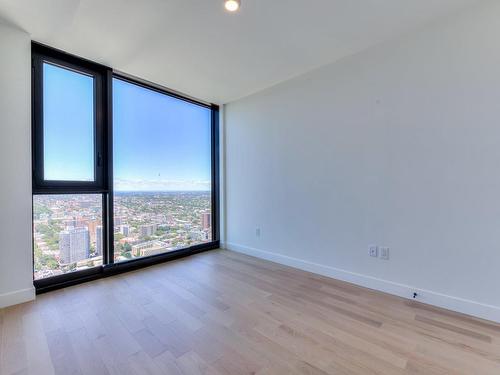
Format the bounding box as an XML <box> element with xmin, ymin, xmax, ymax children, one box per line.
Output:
<box><xmin>33</xmin><ymin>194</ymin><xmax>103</xmax><ymax>280</ymax></box>
<box><xmin>43</xmin><ymin>63</ymin><xmax>95</xmax><ymax>181</ymax></box>
<box><xmin>113</xmin><ymin>78</ymin><xmax>213</xmax><ymax>262</ymax></box>
<box><xmin>32</xmin><ymin>43</ymin><xmax>219</xmax><ymax>291</ymax></box>
<box><xmin>32</xmin><ymin>45</ymin><xmax>107</xmax><ymax>193</ymax></box>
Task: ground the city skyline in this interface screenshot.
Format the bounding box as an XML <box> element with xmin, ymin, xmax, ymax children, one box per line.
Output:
<box><xmin>33</xmin><ymin>191</ymin><xmax>212</xmax><ymax>279</ymax></box>
<box><xmin>113</xmin><ymin>179</ymin><xmax>211</xmax><ymax>192</ymax></box>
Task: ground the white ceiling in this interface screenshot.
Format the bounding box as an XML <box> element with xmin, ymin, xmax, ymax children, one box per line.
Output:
<box><xmin>0</xmin><ymin>0</ymin><xmax>484</xmax><ymax>104</ymax></box>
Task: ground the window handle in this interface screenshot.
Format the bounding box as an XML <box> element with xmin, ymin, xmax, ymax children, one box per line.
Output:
<box><xmin>97</xmin><ymin>153</ymin><xmax>103</xmax><ymax>167</ymax></box>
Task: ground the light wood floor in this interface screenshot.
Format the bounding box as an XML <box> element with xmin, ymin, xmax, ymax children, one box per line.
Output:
<box><xmin>1</xmin><ymin>250</ymin><xmax>500</xmax><ymax>375</ymax></box>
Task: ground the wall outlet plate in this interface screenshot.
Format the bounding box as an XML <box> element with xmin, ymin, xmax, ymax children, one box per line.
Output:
<box><xmin>255</xmin><ymin>228</ymin><xmax>261</xmax><ymax>237</ymax></box>
<box><xmin>380</xmin><ymin>246</ymin><xmax>390</xmax><ymax>260</ymax></box>
<box><xmin>369</xmin><ymin>245</ymin><xmax>378</xmax><ymax>257</ymax></box>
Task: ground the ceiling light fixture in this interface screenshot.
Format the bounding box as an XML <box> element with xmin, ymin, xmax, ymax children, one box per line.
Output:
<box><xmin>224</xmin><ymin>0</ymin><xmax>241</xmax><ymax>12</ymax></box>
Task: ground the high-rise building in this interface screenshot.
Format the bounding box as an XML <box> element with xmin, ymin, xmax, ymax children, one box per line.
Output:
<box><xmin>59</xmin><ymin>227</ymin><xmax>90</xmax><ymax>264</ymax></box>
<box><xmin>140</xmin><ymin>224</ymin><xmax>157</xmax><ymax>237</ymax></box>
<box><xmin>59</xmin><ymin>231</ymin><xmax>70</xmax><ymax>264</ymax></box>
<box><xmin>88</xmin><ymin>220</ymin><xmax>101</xmax><ymax>243</ymax></box>
<box><xmin>96</xmin><ymin>225</ymin><xmax>103</xmax><ymax>256</ymax></box>
<box><xmin>201</xmin><ymin>212</ymin><xmax>211</xmax><ymax>230</ymax></box>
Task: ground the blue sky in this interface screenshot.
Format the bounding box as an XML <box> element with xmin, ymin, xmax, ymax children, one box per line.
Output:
<box><xmin>113</xmin><ymin>78</ymin><xmax>211</xmax><ymax>191</ymax></box>
<box><xmin>43</xmin><ymin>63</ymin><xmax>212</xmax><ymax>191</ymax></box>
<box><xmin>44</xmin><ymin>63</ymin><xmax>95</xmax><ymax>181</ymax></box>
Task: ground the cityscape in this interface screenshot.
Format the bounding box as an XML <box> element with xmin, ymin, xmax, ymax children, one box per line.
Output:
<box><xmin>33</xmin><ymin>192</ymin><xmax>212</xmax><ymax>280</ymax></box>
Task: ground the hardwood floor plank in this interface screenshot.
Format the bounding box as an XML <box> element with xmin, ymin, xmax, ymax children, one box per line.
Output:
<box><xmin>46</xmin><ymin>328</ymin><xmax>83</xmax><ymax>375</ymax></box>
<box><xmin>143</xmin><ymin>316</ymin><xmax>192</xmax><ymax>358</ymax></box>
<box><xmin>414</xmin><ymin>314</ymin><xmax>492</xmax><ymax>343</ymax></box>
<box><xmin>406</xmin><ymin>301</ymin><xmax>500</xmax><ymax>335</ymax></box>
<box><xmin>126</xmin><ymin>351</ymin><xmax>164</xmax><ymax>375</ymax></box>
<box><xmin>132</xmin><ymin>328</ymin><xmax>168</xmax><ymax>358</ymax></box>
<box><xmin>22</xmin><ymin>312</ymin><xmax>55</xmax><ymax>375</ymax></box>
<box><xmin>174</xmin><ymin>351</ymin><xmax>221</xmax><ymax>375</ymax></box>
<box><xmin>152</xmin><ymin>350</ymin><xmax>185</xmax><ymax>374</ymax></box>
<box><xmin>66</xmin><ymin>328</ymin><xmax>109</xmax><ymax>375</ymax></box>
<box><xmin>1</xmin><ymin>305</ymin><xmax>29</xmax><ymax>375</ymax></box>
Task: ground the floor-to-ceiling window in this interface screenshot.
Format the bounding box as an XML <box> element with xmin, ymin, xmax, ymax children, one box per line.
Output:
<box><xmin>112</xmin><ymin>78</ymin><xmax>213</xmax><ymax>262</ymax></box>
<box><xmin>31</xmin><ymin>43</ymin><xmax>219</xmax><ymax>292</ymax></box>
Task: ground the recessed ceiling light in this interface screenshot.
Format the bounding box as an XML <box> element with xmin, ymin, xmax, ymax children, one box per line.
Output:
<box><xmin>225</xmin><ymin>0</ymin><xmax>241</xmax><ymax>12</ymax></box>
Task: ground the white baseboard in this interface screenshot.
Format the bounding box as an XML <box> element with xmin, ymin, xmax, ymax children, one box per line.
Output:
<box><xmin>224</xmin><ymin>242</ymin><xmax>500</xmax><ymax>324</ymax></box>
<box><xmin>0</xmin><ymin>287</ymin><xmax>35</xmax><ymax>309</ymax></box>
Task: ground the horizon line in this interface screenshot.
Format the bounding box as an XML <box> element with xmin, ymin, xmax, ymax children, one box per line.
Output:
<box><xmin>114</xmin><ymin>190</ymin><xmax>211</xmax><ymax>193</ymax></box>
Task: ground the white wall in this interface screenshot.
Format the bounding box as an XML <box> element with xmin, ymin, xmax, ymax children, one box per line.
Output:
<box><xmin>0</xmin><ymin>21</ymin><xmax>35</xmax><ymax>307</ymax></box>
<box><xmin>224</xmin><ymin>1</ymin><xmax>500</xmax><ymax>322</ymax></box>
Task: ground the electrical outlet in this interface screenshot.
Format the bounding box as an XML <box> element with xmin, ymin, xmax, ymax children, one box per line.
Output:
<box><xmin>369</xmin><ymin>245</ymin><xmax>378</xmax><ymax>257</ymax></box>
<box><xmin>255</xmin><ymin>228</ymin><xmax>261</xmax><ymax>237</ymax></box>
<box><xmin>380</xmin><ymin>247</ymin><xmax>390</xmax><ymax>260</ymax></box>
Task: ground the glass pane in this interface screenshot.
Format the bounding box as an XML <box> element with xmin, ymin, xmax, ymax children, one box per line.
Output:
<box><xmin>43</xmin><ymin>63</ymin><xmax>95</xmax><ymax>181</ymax></box>
<box><xmin>33</xmin><ymin>194</ymin><xmax>103</xmax><ymax>280</ymax></box>
<box><xmin>112</xmin><ymin>79</ymin><xmax>212</xmax><ymax>262</ymax></box>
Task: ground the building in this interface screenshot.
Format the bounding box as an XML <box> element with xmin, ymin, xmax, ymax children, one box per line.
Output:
<box><xmin>131</xmin><ymin>240</ymin><xmax>169</xmax><ymax>257</ymax></box>
<box><xmin>119</xmin><ymin>225</ymin><xmax>130</xmax><ymax>236</ymax></box>
<box><xmin>201</xmin><ymin>212</ymin><xmax>211</xmax><ymax>230</ymax></box>
<box><xmin>95</xmin><ymin>225</ymin><xmax>103</xmax><ymax>256</ymax></box>
<box><xmin>189</xmin><ymin>230</ymin><xmax>208</xmax><ymax>241</ymax></box>
<box><xmin>59</xmin><ymin>227</ymin><xmax>90</xmax><ymax>264</ymax></box>
<box><xmin>140</xmin><ymin>224</ymin><xmax>157</xmax><ymax>237</ymax></box>
<box><xmin>88</xmin><ymin>219</ymin><xmax>101</xmax><ymax>243</ymax></box>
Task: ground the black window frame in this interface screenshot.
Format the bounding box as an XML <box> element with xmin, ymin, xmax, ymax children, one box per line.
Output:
<box><xmin>31</xmin><ymin>42</ymin><xmax>220</xmax><ymax>293</ymax></box>
<box><xmin>32</xmin><ymin>43</ymin><xmax>110</xmax><ymax>193</ymax></box>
